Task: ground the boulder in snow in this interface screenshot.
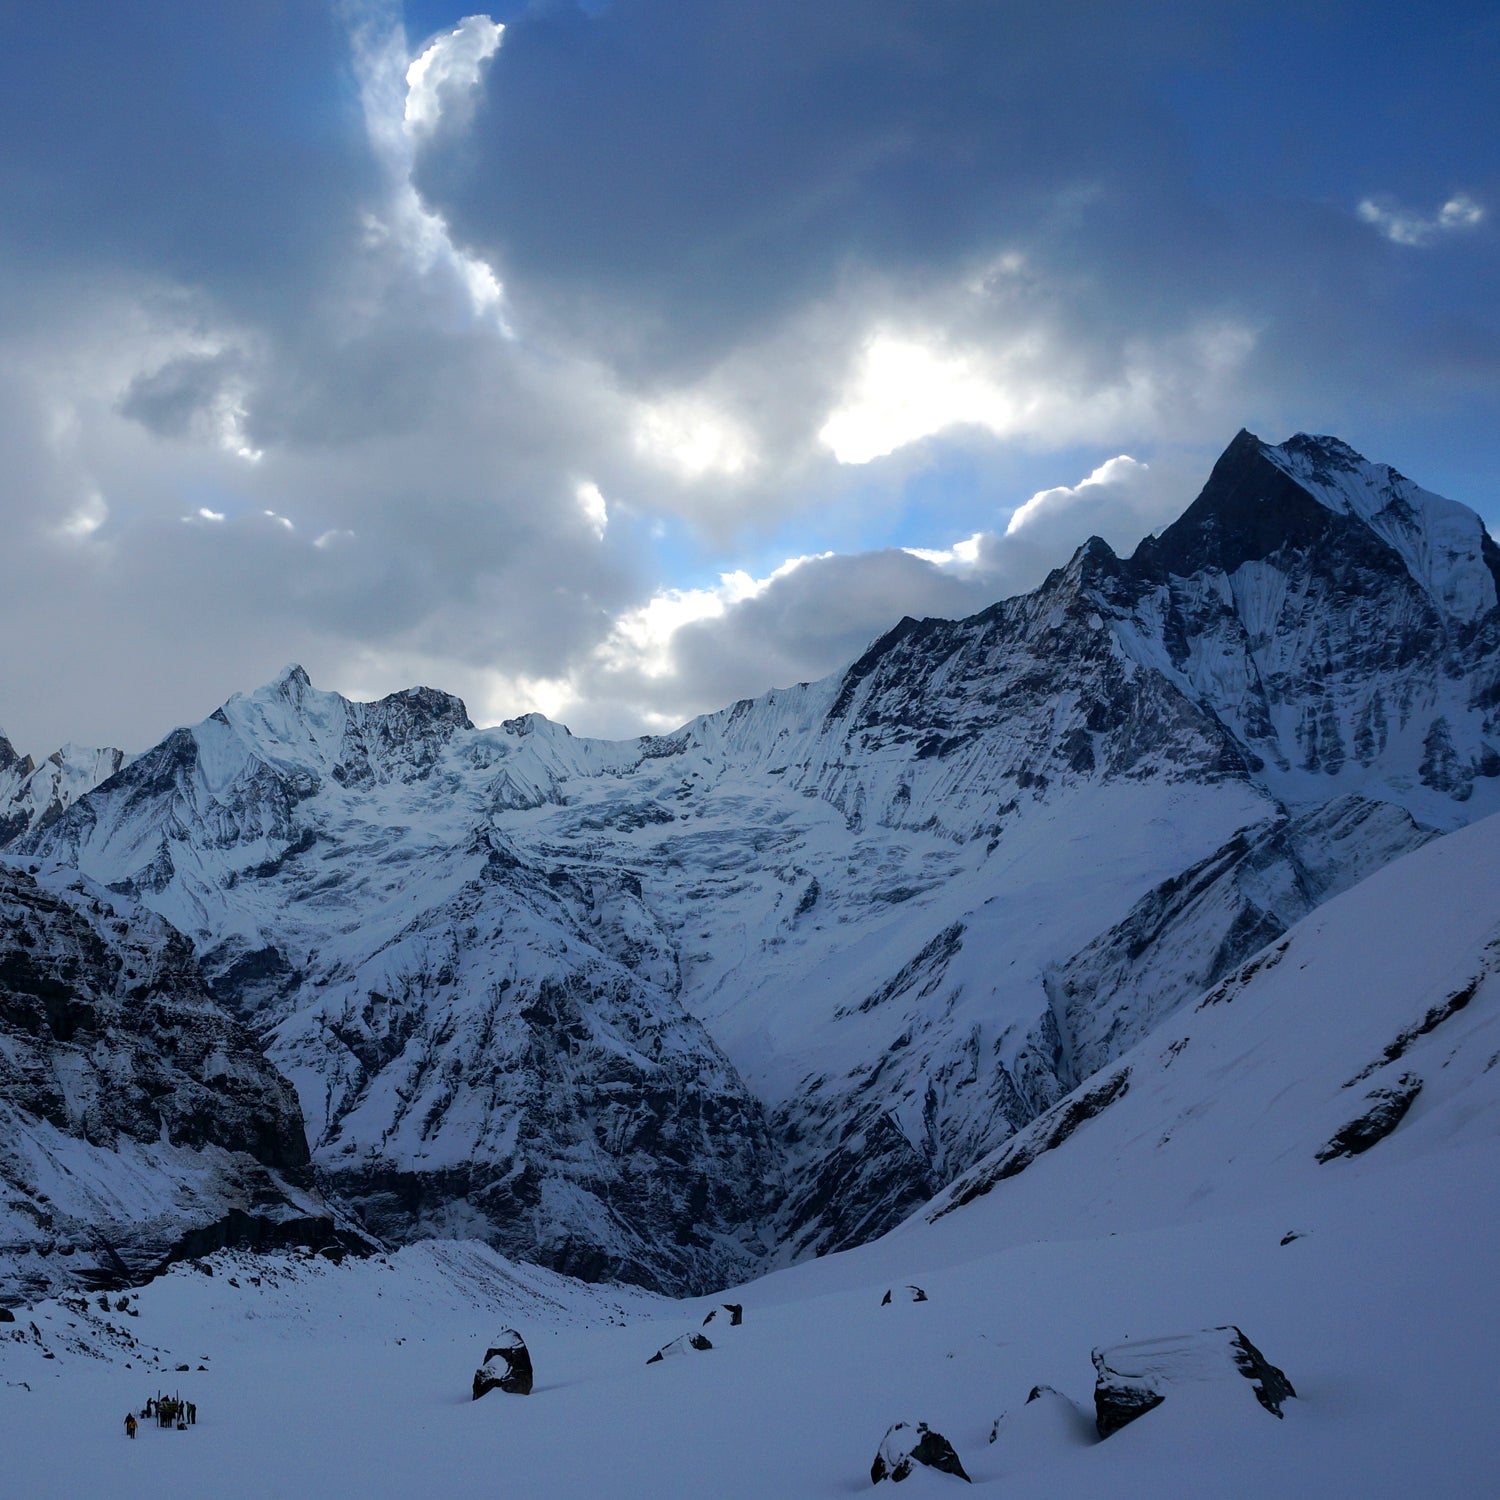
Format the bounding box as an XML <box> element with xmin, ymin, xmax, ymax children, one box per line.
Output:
<box><xmin>880</xmin><ymin>1285</ymin><xmax>928</xmax><ymax>1306</ymax></box>
<box><xmin>871</xmin><ymin>1421</ymin><xmax>970</xmax><ymax>1484</ymax></box>
<box><xmin>1092</xmin><ymin>1326</ymin><xmax>1295</xmax><ymax>1438</ymax></box>
<box><xmin>647</xmin><ymin>1332</ymin><xmax>712</xmax><ymax>1364</ymax></box>
<box><xmin>472</xmin><ymin>1328</ymin><xmax>533</xmax><ymax>1398</ymax></box>
<box><xmin>702</xmin><ymin>1302</ymin><xmax>743</xmax><ymax>1327</ymax></box>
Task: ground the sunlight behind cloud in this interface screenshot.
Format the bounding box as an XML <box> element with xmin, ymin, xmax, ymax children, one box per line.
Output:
<box><xmin>349</xmin><ymin>10</ymin><xmax>509</xmax><ymax>326</ymax></box>
<box><xmin>819</xmin><ymin>337</ymin><xmax>1021</xmax><ymax>464</ymax></box>
<box><xmin>405</xmin><ymin>16</ymin><xmax>504</xmax><ymax>139</ymax></box>
<box><xmin>576</xmin><ymin>481</ymin><xmax>609</xmax><ymax>539</ymax></box>
<box><xmin>632</xmin><ymin>393</ymin><xmax>755</xmax><ymax>478</ymax></box>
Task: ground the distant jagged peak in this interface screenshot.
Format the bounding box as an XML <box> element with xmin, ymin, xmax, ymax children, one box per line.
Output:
<box><xmin>1138</xmin><ymin>428</ymin><xmax>1498</xmax><ymax>622</ymax></box>
<box><xmin>0</xmin><ymin>726</ymin><xmax>33</xmax><ymax>776</ymax></box>
<box><xmin>271</xmin><ymin>661</ymin><xmax>313</xmax><ymax>695</ymax></box>
<box><xmin>215</xmin><ymin>665</ymin><xmax>472</xmax><ymax>783</ymax></box>
<box><xmin>501</xmin><ymin>710</ymin><xmax>570</xmax><ymax>739</ymax></box>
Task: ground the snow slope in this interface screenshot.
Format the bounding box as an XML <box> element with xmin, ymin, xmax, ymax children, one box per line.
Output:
<box><xmin>5</xmin><ymin>808</ymin><xmax>1500</xmax><ymax>1496</ymax></box>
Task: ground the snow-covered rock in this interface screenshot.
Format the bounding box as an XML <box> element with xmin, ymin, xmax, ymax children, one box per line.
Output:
<box><xmin>1091</xmin><ymin>1327</ymin><xmax>1296</xmax><ymax>1438</ymax></box>
<box><xmin>472</xmin><ymin>1327</ymin><xmax>533</xmax><ymax>1397</ymax></box>
<box><xmin>0</xmin><ymin>734</ymin><xmax>125</xmax><ymax>846</ymax></box>
<box><xmin>646</xmin><ymin>1331</ymin><xmax>712</xmax><ymax>1363</ymax></box>
<box><xmin>871</xmin><ymin>1420</ymin><xmax>971</xmax><ymax>1483</ymax></box>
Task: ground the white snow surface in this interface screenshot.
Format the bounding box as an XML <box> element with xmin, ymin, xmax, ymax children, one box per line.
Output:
<box><xmin>1264</xmin><ymin>433</ymin><xmax>1498</xmax><ymax>622</ymax></box>
<box><xmin>5</xmin><ymin>811</ymin><xmax>1500</xmax><ymax>1496</ymax></box>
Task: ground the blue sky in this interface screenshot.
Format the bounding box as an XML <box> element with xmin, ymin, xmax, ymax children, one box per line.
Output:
<box><xmin>0</xmin><ymin>1</ymin><xmax>1495</xmax><ymax>751</ymax></box>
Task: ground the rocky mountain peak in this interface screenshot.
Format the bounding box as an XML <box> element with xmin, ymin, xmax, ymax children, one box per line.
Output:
<box><xmin>272</xmin><ymin>662</ymin><xmax>314</xmax><ymax>696</ymax></box>
<box><xmin>0</xmin><ymin>729</ymin><xmax>33</xmax><ymax>779</ymax></box>
<box><xmin>1132</xmin><ymin>428</ymin><xmax>1339</xmax><ymax>579</ymax></box>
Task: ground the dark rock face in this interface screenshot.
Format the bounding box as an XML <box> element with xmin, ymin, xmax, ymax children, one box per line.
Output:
<box><xmin>646</xmin><ymin>1332</ymin><xmax>712</xmax><ymax>1364</ymax></box>
<box><xmin>933</xmin><ymin>1070</ymin><xmax>1131</xmax><ymax>1221</ymax></box>
<box><xmin>1092</xmin><ymin>1327</ymin><xmax>1296</xmax><ymax>1438</ymax></box>
<box><xmin>871</xmin><ymin>1421</ymin><xmax>971</xmax><ymax>1484</ymax></box>
<box><xmin>0</xmin><ymin>864</ymin><xmax>335</xmax><ymax>1298</ymax></box>
<box><xmin>1139</xmin><ymin>429</ymin><xmax>1344</xmax><ymax>580</ymax></box>
<box><xmin>472</xmin><ymin>1328</ymin><xmax>533</xmax><ymax>1398</ymax></box>
<box><xmin>1317</xmin><ymin>1073</ymin><xmax>1423</xmax><ymax>1161</ymax></box>
<box><xmin>0</xmin><ymin>865</ymin><xmax>310</xmax><ymax>1175</ymax></box>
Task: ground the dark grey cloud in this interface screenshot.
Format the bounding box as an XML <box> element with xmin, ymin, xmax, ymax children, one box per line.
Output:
<box><xmin>0</xmin><ymin>5</ymin><xmax>377</xmax><ymax>315</ymax></box>
<box><xmin>418</xmin><ymin>0</ymin><xmax>1228</xmax><ymax>376</ymax></box>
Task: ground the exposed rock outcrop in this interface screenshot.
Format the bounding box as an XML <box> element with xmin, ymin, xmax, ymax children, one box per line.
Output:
<box><xmin>1092</xmin><ymin>1326</ymin><xmax>1296</xmax><ymax>1438</ymax></box>
<box><xmin>871</xmin><ymin>1421</ymin><xmax>971</xmax><ymax>1484</ymax></box>
<box><xmin>0</xmin><ymin>863</ymin><xmax>338</xmax><ymax>1300</ymax></box>
<box><xmin>472</xmin><ymin>1328</ymin><xmax>533</xmax><ymax>1398</ymax></box>
<box><xmin>1317</xmin><ymin>1073</ymin><xmax>1423</xmax><ymax>1161</ymax></box>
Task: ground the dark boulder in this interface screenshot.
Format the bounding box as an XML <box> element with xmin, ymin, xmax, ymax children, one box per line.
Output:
<box><xmin>647</xmin><ymin>1332</ymin><xmax>712</xmax><ymax>1364</ymax></box>
<box><xmin>871</xmin><ymin>1421</ymin><xmax>971</xmax><ymax>1484</ymax></box>
<box><xmin>1092</xmin><ymin>1326</ymin><xmax>1295</xmax><ymax>1438</ymax></box>
<box><xmin>702</xmin><ymin>1302</ymin><xmax>743</xmax><ymax>1327</ymax></box>
<box><xmin>880</xmin><ymin>1285</ymin><xmax>928</xmax><ymax>1306</ymax></box>
<box><xmin>472</xmin><ymin>1328</ymin><xmax>533</xmax><ymax>1399</ymax></box>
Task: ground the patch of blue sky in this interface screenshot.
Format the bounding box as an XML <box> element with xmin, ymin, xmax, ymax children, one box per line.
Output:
<box><xmin>1165</xmin><ymin>4</ymin><xmax>1499</xmax><ymax>206</ymax></box>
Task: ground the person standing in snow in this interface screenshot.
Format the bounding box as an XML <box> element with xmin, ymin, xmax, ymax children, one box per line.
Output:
<box><xmin>124</xmin><ymin>1413</ymin><xmax>137</xmax><ymax>1439</ymax></box>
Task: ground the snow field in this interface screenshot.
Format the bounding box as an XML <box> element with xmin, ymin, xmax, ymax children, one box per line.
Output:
<box><xmin>4</xmin><ymin>1130</ymin><xmax>1498</xmax><ymax>1499</ymax></box>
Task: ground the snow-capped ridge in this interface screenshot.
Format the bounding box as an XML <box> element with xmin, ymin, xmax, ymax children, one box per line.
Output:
<box><xmin>5</xmin><ymin>425</ymin><xmax>1499</xmax><ymax>1294</ymax></box>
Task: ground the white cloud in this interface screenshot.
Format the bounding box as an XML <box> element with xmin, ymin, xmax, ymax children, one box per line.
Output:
<box><xmin>1006</xmin><ymin>454</ymin><xmax>1151</xmax><ymax>535</ymax></box>
<box><xmin>57</xmin><ymin>492</ymin><xmax>107</xmax><ymax>540</ymax></box>
<box><xmin>905</xmin><ymin>532</ymin><xmax>984</xmax><ymax>570</ymax></box>
<box><xmin>349</xmin><ymin>10</ymin><xmax>509</xmax><ymax>325</ymax></box>
<box><xmin>405</xmin><ymin>16</ymin><xmax>504</xmax><ymax>140</ymax></box>
<box><xmin>631</xmin><ymin>392</ymin><xmax>756</xmax><ymax>478</ymax></box>
<box><xmin>595</xmin><ymin>555</ymin><xmax>827</xmax><ymax>680</ymax></box>
<box><xmin>576</xmin><ymin>481</ymin><xmax>609</xmax><ymax>539</ymax></box>
<box><xmin>1357</xmin><ymin>192</ymin><xmax>1485</xmax><ymax>246</ymax></box>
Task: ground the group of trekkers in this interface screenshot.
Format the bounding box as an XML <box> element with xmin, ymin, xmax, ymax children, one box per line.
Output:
<box><xmin>123</xmin><ymin>1392</ymin><xmax>197</xmax><ymax>1437</ymax></box>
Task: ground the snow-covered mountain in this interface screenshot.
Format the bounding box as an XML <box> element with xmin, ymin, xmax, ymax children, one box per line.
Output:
<box><xmin>0</xmin><ymin>861</ymin><xmax>340</xmax><ymax>1302</ymax></box>
<box><xmin>5</xmin><ymin>428</ymin><xmax>1498</xmax><ymax>1293</ymax></box>
<box><xmin>0</xmin><ymin>733</ymin><xmax>126</xmax><ymax>846</ymax></box>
